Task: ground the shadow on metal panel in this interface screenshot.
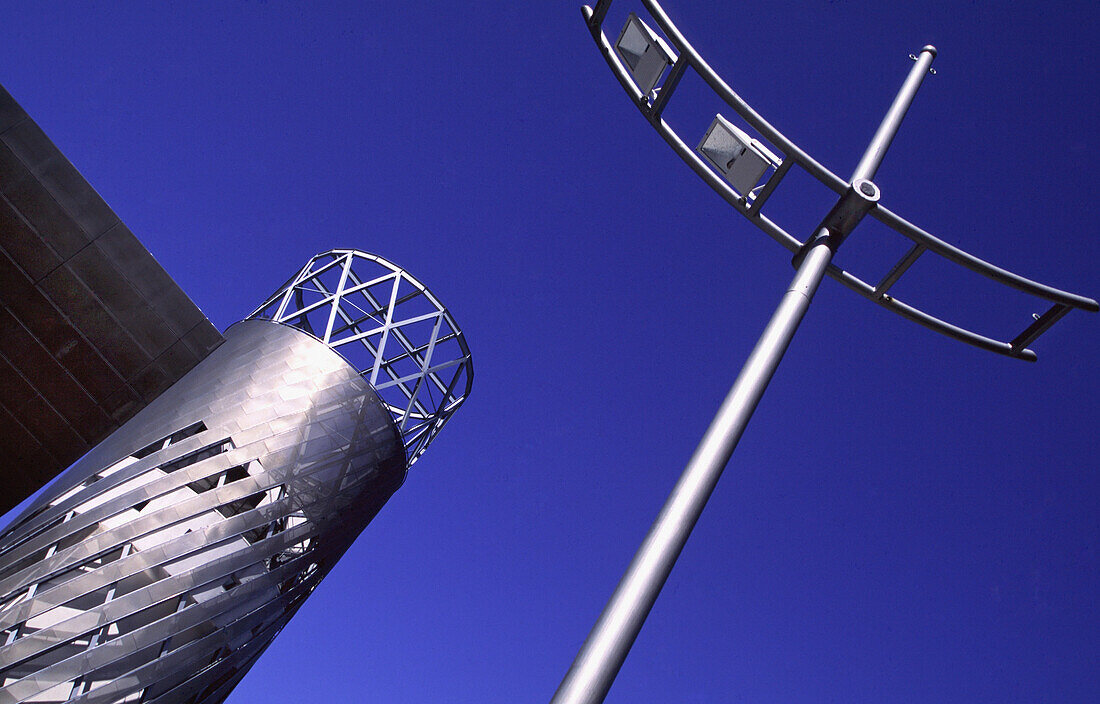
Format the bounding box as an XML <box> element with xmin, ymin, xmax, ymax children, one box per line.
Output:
<box><xmin>0</xmin><ymin>84</ymin><xmax>224</xmax><ymax>516</ymax></box>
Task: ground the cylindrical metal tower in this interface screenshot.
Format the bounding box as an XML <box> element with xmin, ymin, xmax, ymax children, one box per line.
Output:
<box><xmin>0</xmin><ymin>250</ymin><xmax>471</xmax><ymax>704</ymax></box>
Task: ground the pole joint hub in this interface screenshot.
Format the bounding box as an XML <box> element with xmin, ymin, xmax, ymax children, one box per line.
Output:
<box><xmin>792</xmin><ymin>178</ymin><xmax>881</xmax><ymax>266</ymax></box>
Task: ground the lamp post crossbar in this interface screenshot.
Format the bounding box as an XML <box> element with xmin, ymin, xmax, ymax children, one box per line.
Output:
<box><xmin>582</xmin><ymin>0</ymin><xmax>1097</xmax><ymax>361</ymax></box>
<box><xmin>553</xmin><ymin>28</ymin><xmax>931</xmax><ymax>704</ymax></box>
<box><xmin>555</xmin><ymin>2</ymin><xmax>1098</xmax><ymax>703</ymax></box>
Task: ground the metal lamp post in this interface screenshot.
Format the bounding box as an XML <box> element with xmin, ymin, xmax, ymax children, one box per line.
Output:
<box><xmin>552</xmin><ymin>3</ymin><xmax>1098</xmax><ymax>703</ymax></box>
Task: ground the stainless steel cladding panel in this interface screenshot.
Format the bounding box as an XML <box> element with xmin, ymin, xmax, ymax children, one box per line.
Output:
<box><xmin>0</xmin><ymin>320</ymin><xmax>406</xmax><ymax>704</ymax></box>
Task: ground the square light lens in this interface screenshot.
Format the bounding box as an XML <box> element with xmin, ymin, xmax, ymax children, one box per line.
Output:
<box><xmin>614</xmin><ymin>14</ymin><xmax>676</xmax><ymax>96</ymax></box>
<box><xmin>698</xmin><ymin>114</ymin><xmax>777</xmax><ymax>196</ymax></box>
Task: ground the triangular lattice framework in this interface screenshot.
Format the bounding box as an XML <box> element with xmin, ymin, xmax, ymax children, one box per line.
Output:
<box><xmin>248</xmin><ymin>250</ymin><xmax>472</xmax><ymax>465</ymax></box>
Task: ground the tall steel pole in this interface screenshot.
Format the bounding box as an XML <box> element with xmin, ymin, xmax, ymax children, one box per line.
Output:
<box><xmin>550</xmin><ymin>46</ymin><xmax>938</xmax><ymax>704</ymax></box>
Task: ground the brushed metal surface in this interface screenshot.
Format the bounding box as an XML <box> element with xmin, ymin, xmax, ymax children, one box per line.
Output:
<box><xmin>0</xmin><ymin>320</ymin><xmax>404</xmax><ymax>704</ymax></box>
<box><xmin>0</xmin><ymin>84</ymin><xmax>223</xmax><ymax>516</ymax></box>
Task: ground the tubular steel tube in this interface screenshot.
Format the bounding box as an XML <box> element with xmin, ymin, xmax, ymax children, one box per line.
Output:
<box><xmin>548</xmin><ymin>240</ymin><xmax>835</xmax><ymax>704</ymax></box>
<box><xmin>555</xmin><ymin>27</ymin><xmax>944</xmax><ymax>701</ymax></box>
<box><xmin>852</xmin><ymin>46</ymin><xmax>936</xmax><ymax>181</ymax></box>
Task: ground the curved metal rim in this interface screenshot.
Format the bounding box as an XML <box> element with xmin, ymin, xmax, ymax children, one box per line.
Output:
<box><xmin>583</xmin><ymin>1</ymin><xmax>1098</xmax><ymax>361</ymax></box>
<box><xmin>248</xmin><ymin>249</ymin><xmax>473</xmax><ymax>464</ymax></box>
<box><xmin>250</xmin><ymin>248</ymin><xmax>474</xmax><ymax>399</ymax></box>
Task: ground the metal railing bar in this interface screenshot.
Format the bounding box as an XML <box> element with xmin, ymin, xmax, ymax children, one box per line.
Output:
<box><xmin>648</xmin><ymin>55</ymin><xmax>688</xmax><ymax>118</ymax></box>
<box><xmin>873</xmin><ymin>243</ymin><xmax>925</xmax><ymax>299</ymax></box>
<box><xmin>871</xmin><ymin>206</ymin><xmax>1099</xmax><ymax>311</ymax></box>
<box><xmin>747</xmin><ymin>157</ymin><xmax>794</xmax><ymax>217</ymax></box>
<box><xmin>588</xmin><ymin>0</ymin><xmax>611</xmax><ymax>29</ymax></box>
<box><xmin>824</xmin><ymin>263</ymin><xmax>1037</xmax><ymax>360</ymax></box>
<box><xmin>1010</xmin><ymin>303</ymin><xmax>1071</xmax><ymax>352</ymax></box>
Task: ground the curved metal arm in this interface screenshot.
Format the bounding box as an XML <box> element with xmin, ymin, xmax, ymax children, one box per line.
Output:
<box><xmin>583</xmin><ymin>0</ymin><xmax>1097</xmax><ymax>361</ymax></box>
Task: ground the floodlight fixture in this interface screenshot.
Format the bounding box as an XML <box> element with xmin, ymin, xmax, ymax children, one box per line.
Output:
<box><xmin>564</xmin><ymin>2</ymin><xmax>1099</xmax><ymax>704</ymax></box>
<box><xmin>697</xmin><ymin>114</ymin><xmax>780</xmax><ymax>197</ymax></box>
<box><xmin>614</xmin><ymin>12</ymin><xmax>676</xmax><ymax>97</ymax></box>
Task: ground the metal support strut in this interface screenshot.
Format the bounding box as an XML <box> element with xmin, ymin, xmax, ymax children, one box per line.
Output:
<box><xmin>550</xmin><ymin>45</ymin><xmax>937</xmax><ymax>704</ymax></box>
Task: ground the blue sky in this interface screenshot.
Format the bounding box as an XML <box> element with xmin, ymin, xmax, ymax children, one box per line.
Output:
<box><xmin>1</xmin><ymin>1</ymin><xmax>1098</xmax><ymax>702</ymax></box>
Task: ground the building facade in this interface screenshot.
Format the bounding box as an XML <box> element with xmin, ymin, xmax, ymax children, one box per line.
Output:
<box><xmin>0</xmin><ymin>251</ymin><xmax>471</xmax><ymax>704</ymax></box>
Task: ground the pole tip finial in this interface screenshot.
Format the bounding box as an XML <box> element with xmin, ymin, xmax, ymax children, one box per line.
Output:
<box><xmin>921</xmin><ymin>45</ymin><xmax>937</xmax><ymax>57</ymax></box>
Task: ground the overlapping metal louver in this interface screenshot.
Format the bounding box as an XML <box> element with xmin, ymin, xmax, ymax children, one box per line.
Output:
<box><xmin>0</xmin><ymin>321</ymin><xmax>407</xmax><ymax>703</ymax></box>
<box><xmin>0</xmin><ymin>251</ymin><xmax>472</xmax><ymax>704</ymax></box>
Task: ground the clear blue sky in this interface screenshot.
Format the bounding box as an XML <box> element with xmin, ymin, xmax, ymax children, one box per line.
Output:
<box><xmin>1</xmin><ymin>1</ymin><xmax>1097</xmax><ymax>702</ymax></box>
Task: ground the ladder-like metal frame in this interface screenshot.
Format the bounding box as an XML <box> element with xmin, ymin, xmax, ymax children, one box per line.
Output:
<box><xmin>583</xmin><ymin>0</ymin><xmax>1097</xmax><ymax>361</ymax></box>
<box><xmin>551</xmin><ymin>3</ymin><xmax>1098</xmax><ymax>703</ymax></box>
